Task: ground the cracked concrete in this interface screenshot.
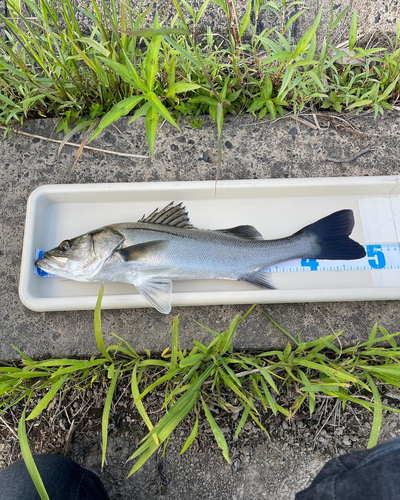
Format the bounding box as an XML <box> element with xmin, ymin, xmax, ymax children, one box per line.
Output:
<box><xmin>1</xmin><ymin>111</ymin><xmax>399</xmax><ymax>360</ymax></box>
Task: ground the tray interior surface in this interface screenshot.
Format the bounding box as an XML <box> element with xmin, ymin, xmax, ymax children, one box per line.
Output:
<box><xmin>20</xmin><ymin>178</ymin><xmax>400</xmax><ymax>309</ymax></box>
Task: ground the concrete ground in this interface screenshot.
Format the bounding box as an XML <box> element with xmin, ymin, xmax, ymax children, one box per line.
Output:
<box><xmin>1</xmin><ymin>0</ymin><xmax>399</xmax><ymax>360</ymax></box>
<box><xmin>1</xmin><ymin>111</ymin><xmax>399</xmax><ymax>360</ymax></box>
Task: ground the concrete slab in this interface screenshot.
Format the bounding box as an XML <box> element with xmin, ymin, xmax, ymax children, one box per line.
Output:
<box><xmin>0</xmin><ymin>111</ymin><xmax>399</xmax><ymax>360</ymax></box>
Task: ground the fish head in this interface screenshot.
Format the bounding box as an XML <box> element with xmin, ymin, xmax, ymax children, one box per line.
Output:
<box><xmin>35</xmin><ymin>227</ymin><xmax>124</xmax><ymax>280</ymax></box>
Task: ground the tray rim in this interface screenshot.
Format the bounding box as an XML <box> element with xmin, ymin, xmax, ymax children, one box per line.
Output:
<box><xmin>19</xmin><ymin>176</ymin><xmax>400</xmax><ymax>312</ymax></box>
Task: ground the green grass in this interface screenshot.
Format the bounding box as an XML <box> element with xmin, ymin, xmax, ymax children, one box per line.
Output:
<box><xmin>1</xmin><ymin>285</ymin><xmax>400</xmax><ymax>499</ymax></box>
<box><xmin>0</xmin><ymin>0</ymin><xmax>399</xmax><ymax>163</ymax></box>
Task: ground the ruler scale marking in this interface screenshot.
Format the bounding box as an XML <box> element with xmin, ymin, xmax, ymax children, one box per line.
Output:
<box><xmin>264</xmin><ymin>243</ymin><xmax>400</xmax><ymax>274</ymax></box>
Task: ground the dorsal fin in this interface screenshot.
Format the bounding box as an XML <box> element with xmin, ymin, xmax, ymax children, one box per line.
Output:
<box><xmin>214</xmin><ymin>225</ymin><xmax>263</xmax><ymax>240</ymax></box>
<box><xmin>138</xmin><ymin>202</ymin><xmax>195</xmax><ymax>229</ymax></box>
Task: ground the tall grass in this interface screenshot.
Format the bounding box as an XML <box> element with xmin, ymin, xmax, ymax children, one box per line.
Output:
<box><xmin>0</xmin><ymin>0</ymin><xmax>399</xmax><ymax>158</ymax></box>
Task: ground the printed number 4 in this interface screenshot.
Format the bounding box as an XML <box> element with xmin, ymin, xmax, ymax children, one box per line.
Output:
<box><xmin>301</xmin><ymin>259</ymin><xmax>319</xmax><ymax>271</ymax></box>
<box><xmin>366</xmin><ymin>245</ymin><xmax>386</xmax><ymax>269</ymax></box>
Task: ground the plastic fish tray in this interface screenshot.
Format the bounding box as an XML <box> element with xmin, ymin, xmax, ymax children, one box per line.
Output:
<box><xmin>19</xmin><ymin>177</ymin><xmax>400</xmax><ymax>312</ymax></box>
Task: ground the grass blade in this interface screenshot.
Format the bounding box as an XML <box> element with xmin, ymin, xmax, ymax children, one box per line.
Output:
<box><xmin>98</xmin><ymin>56</ymin><xmax>145</xmax><ymax>91</ymax></box>
<box><xmin>18</xmin><ymin>407</ymin><xmax>50</xmax><ymax>500</ymax></box>
<box><xmin>348</xmin><ymin>9</ymin><xmax>358</xmax><ymax>52</ymax></box>
<box><xmin>101</xmin><ymin>366</ymin><xmax>120</xmax><ymax>468</ymax></box>
<box><xmin>219</xmin><ymin>369</ymin><xmax>254</xmax><ymax>408</ymax></box>
<box><xmin>57</xmin><ymin>120</ymin><xmax>96</xmax><ymax>160</ymax></box>
<box><xmin>127</xmin><ymin>388</ymin><xmax>199</xmax><ymax>476</ymax></box>
<box><xmin>294</xmin><ymin>6</ymin><xmax>322</xmax><ymax>57</ymax></box>
<box><xmin>239</xmin><ymin>0</ymin><xmax>251</xmax><ymax>37</ymax></box>
<box><xmin>259</xmin><ymin>378</ymin><xmax>277</xmax><ymax>415</ymax></box>
<box><xmin>128</xmin><ymin>102</ymin><xmax>151</xmax><ymax>124</ymax></box>
<box><xmin>131</xmin><ymin>366</ymin><xmax>214</xmax><ymax>458</ymax></box>
<box><xmin>26</xmin><ymin>374</ymin><xmax>69</xmax><ymax>420</ymax></box>
<box><xmin>131</xmin><ymin>364</ymin><xmax>160</xmax><ymax>445</ymax></box>
<box><xmin>364</xmin><ymin>372</ymin><xmax>382</xmax><ymax>448</ymax></box>
<box><xmin>201</xmin><ymin>396</ymin><xmax>230</xmax><ymax>463</ymax></box>
<box><xmin>69</xmin><ymin>123</ymin><xmax>98</xmax><ymax>177</ymax></box>
<box><xmin>109</xmin><ymin>333</ymin><xmax>139</xmax><ymax>357</ymax></box>
<box><xmin>293</xmin><ymin>359</ymin><xmax>357</xmax><ymax>383</ymax></box>
<box><xmin>234</xmin><ymin>404</ymin><xmax>251</xmax><ymax>438</ymax></box>
<box><xmin>258</xmin><ymin>308</ymin><xmax>299</xmax><ymax>346</ymax></box>
<box><xmin>331</xmin><ymin>6</ymin><xmax>349</xmax><ymax>30</ymax></box>
<box><xmin>145</xmin><ymin>91</ymin><xmax>180</xmax><ymax>130</ymax></box>
<box><xmin>144</xmin><ymin>12</ymin><xmax>161</xmax><ymax>91</ymax></box>
<box><xmin>215</xmin><ymin>101</ymin><xmax>223</xmax><ymax>184</ymax></box>
<box><xmin>122</xmin><ymin>28</ymin><xmax>188</xmax><ymax>36</ymax></box>
<box><xmin>164</xmin><ymin>36</ymin><xmax>201</xmax><ymax>68</ymax></box>
<box><xmin>91</xmin><ymin>95</ymin><xmax>143</xmax><ymax>141</ymax></box>
<box><xmin>94</xmin><ymin>285</ymin><xmax>112</xmax><ymax>362</ymax></box>
<box><xmin>171</xmin><ymin>317</ymin><xmax>179</xmax><ymax>367</ymax></box>
<box><xmin>249</xmin><ymin>410</ymin><xmax>269</xmax><ymax>436</ymax></box>
<box><xmin>165</xmin><ymin>82</ymin><xmax>201</xmax><ymax>98</ymax></box>
<box><xmin>180</xmin><ymin>413</ymin><xmax>199</xmax><ymax>454</ymax></box>
<box><xmin>180</xmin><ymin>0</ymin><xmax>194</xmax><ymax>17</ymax></box>
<box><xmin>145</xmin><ymin>105</ymin><xmax>159</xmax><ymax>156</ymax></box>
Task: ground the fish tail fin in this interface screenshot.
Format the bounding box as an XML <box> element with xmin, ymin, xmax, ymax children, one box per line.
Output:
<box><xmin>299</xmin><ymin>209</ymin><xmax>366</xmax><ymax>260</ymax></box>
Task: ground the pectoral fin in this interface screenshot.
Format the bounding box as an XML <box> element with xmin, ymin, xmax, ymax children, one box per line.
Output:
<box><xmin>134</xmin><ymin>274</ymin><xmax>173</xmax><ymax>314</ymax></box>
<box><xmin>118</xmin><ymin>240</ymin><xmax>168</xmax><ymax>261</ymax></box>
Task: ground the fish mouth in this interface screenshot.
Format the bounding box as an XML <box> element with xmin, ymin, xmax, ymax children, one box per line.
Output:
<box><xmin>36</xmin><ymin>255</ymin><xmax>69</xmax><ymax>271</ymax></box>
<box><xmin>51</xmin><ymin>256</ymin><xmax>69</xmax><ymax>267</ymax></box>
<box><xmin>35</xmin><ymin>258</ymin><xmax>47</xmax><ymax>271</ymax></box>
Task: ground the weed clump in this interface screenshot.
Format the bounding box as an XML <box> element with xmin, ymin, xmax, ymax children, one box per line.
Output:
<box><xmin>0</xmin><ymin>0</ymin><xmax>399</xmax><ymax>157</ymax></box>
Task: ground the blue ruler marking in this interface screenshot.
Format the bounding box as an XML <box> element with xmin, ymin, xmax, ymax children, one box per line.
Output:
<box><xmin>264</xmin><ymin>243</ymin><xmax>400</xmax><ymax>273</ymax></box>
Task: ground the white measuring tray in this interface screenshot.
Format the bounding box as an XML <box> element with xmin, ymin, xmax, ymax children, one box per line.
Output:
<box><xmin>19</xmin><ymin>177</ymin><xmax>400</xmax><ymax>312</ymax></box>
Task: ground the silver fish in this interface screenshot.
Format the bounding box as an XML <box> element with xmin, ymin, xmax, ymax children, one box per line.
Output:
<box><xmin>35</xmin><ymin>202</ymin><xmax>366</xmax><ymax>314</ymax></box>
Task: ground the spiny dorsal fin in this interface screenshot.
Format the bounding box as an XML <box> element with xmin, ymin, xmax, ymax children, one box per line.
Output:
<box><xmin>214</xmin><ymin>225</ymin><xmax>263</xmax><ymax>240</ymax></box>
<box><xmin>138</xmin><ymin>202</ymin><xmax>195</xmax><ymax>229</ymax></box>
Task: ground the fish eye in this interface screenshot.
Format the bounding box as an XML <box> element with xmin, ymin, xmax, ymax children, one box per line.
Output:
<box><xmin>59</xmin><ymin>240</ymin><xmax>72</xmax><ymax>251</ymax></box>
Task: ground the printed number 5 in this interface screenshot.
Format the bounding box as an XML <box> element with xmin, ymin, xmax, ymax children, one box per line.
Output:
<box><xmin>366</xmin><ymin>245</ymin><xmax>386</xmax><ymax>269</ymax></box>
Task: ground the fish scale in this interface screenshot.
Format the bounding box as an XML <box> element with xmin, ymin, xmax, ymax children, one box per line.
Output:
<box><xmin>102</xmin><ymin>224</ymin><xmax>316</xmax><ymax>279</ymax></box>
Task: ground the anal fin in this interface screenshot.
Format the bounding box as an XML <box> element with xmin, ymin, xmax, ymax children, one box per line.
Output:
<box><xmin>239</xmin><ymin>269</ymin><xmax>275</xmax><ymax>290</ymax></box>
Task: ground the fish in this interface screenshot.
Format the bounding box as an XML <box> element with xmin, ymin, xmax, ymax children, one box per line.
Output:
<box><xmin>35</xmin><ymin>202</ymin><xmax>366</xmax><ymax>314</ymax></box>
